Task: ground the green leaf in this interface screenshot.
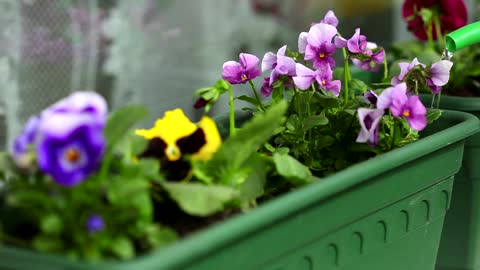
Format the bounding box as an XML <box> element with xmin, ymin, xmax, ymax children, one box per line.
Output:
<box><xmin>200</xmin><ymin>101</ymin><xmax>288</xmax><ymax>184</ymax></box>
<box><xmin>40</xmin><ymin>214</ymin><xmax>63</xmax><ymax>235</ymax></box>
<box><xmin>110</xmin><ymin>236</ymin><xmax>135</xmax><ymax>259</ymax></box>
<box><xmin>312</xmin><ymin>92</ymin><xmax>340</xmax><ymax>109</ymax></box>
<box><xmin>303</xmin><ymin>111</ymin><xmax>329</xmax><ymax>131</ymax></box>
<box><xmin>427</xmin><ymin>108</ymin><xmax>442</xmax><ymax>124</ymax></box>
<box><xmin>273</xmin><ymin>153</ymin><xmax>313</xmax><ymax>185</ymax></box>
<box><xmin>162</xmin><ymin>182</ymin><xmax>239</xmax><ymax>216</ymax></box>
<box><xmin>236</xmin><ymin>95</ymin><xmax>260</xmax><ymax>107</ymax></box>
<box><xmin>349</xmin><ymin>78</ymin><xmax>369</xmax><ymax>93</ymax></box>
<box><xmin>143</xmin><ymin>224</ymin><xmax>177</xmax><ymax>248</ymax></box>
<box><xmin>104</xmin><ymin>106</ymin><xmax>149</xmax><ymax>150</ymax></box>
<box><xmin>33</xmin><ymin>235</ymin><xmax>63</xmax><ymax>252</ymax></box>
<box><xmin>239</xmin><ymin>154</ymin><xmax>266</xmax><ymax>207</ymax></box>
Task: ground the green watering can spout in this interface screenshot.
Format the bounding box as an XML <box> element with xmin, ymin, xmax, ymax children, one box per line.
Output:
<box><xmin>446</xmin><ymin>21</ymin><xmax>480</xmax><ymax>52</ymax></box>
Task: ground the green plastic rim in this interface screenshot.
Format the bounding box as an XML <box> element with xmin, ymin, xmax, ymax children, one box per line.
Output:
<box><xmin>422</xmin><ymin>94</ymin><xmax>480</xmax><ymax>112</ymax></box>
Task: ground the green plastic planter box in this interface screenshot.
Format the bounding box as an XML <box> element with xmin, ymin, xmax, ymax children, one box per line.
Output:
<box><xmin>1</xmin><ymin>110</ymin><xmax>479</xmax><ymax>270</ymax></box>
<box><xmin>421</xmin><ymin>95</ymin><xmax>480</xmax><ymax>270</ymax></box>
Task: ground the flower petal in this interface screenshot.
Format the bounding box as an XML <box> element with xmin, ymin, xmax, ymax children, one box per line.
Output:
<box><xmin>261</xmin><ymin>52</ymin><xmax>277</xmax><ymax>72</ymax></box>
<box><xmin>277</xmin><ymin>45</ymin><xmax>287</xmax><ymax>56</ymax></box>
<box><xmin>429</xmin><ymin>60</ymin><xmax>453</xmax><ymax>86</ymax></box>
<box><xmin>239</xmin><ymin>53</ymin><xmax>260</xmax><ymax>71</ymax></box>
<box><xmin>307</xmin><ymin>23</ymin><xmax>337</xmax><ymax>47</ymax></box>
<box><xmin>298</xmin><ymin>32</ymin><xmax>308</xmax><ymax>53</ymax></box>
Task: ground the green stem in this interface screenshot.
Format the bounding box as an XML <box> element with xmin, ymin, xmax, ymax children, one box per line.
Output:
<box><xmin>248</xmin><ymin>80</ymin><xmax>265</xmax><ymax>111</ymax></box>
<box><xmin>426</xmin><ymin>21</ymin><xmax>435</xmax><ymax>51</ymax></box>
<box><xmin>433</xmin><ymin>13</ymin><xmax>444</xmax><ymax>49</ymax></box>
<box><xmin>383</xmin><ymin>54</ymin><xmax>388</xmax><ymax>80</ymax></box>
<box><xmin>342</xmin><ymin>48</ymin><xmax>350</xmax><ymax>104</ymax></box>
<box><xmin>227</xmin><ymin>87</ymin><xmax>236</xmax><ymax>137</ymax></box>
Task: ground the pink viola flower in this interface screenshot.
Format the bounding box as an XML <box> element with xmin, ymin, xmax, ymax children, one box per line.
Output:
<box><xmin>391</xmin><ymin>58</ymin><xmax>426</xmax><ymax>85</ymax></box>
<box><xmin>298</xmin><ymin>32</ymin><xmax>308</xmax><ymax>53</ymax></box>
<box><xmin>262</xmin><ymin>45</ymin><xmax>296</xmax><ymax>85</ymax></box>
<box><xmin>293</xmin><ymin>63</ymin><xmax>341</xmax><ymax>96</ymax></box>
<box><xmin>377</xmin><ymin>83</ymin><xmax>427</xmax><ymax>131</ymax></box>
<box><xmin>335</xmin><ymin>28</ymin><xmax>369</xmax><ymax>55</ymax></box>
<box><xmin>303</xmin><ymin>23</ymin><xmax>338</xmax><ymax>69</ymax></box>
<box><xmin>222</xmin><ymin>53</ymin><xmax>261</xmax><ymax>84</ymax></box>
<box><xmin>352</xmin><ymin>42</ymin><xmax>385</xmax><ymax>71</ymax></box>
<box><xmin>311</xmin><ymin>10</ymin><xmax>339</xmax><ymax>27</ymax></box>
<box><xmin>356</xmin><ymin>108</ymin><xmax>384</xmax><ymax>145</ymax></box>
<box><xmin>426</xmin><ymin>60</ymin><xmax>453</xmax><ymax>94</ymax></box>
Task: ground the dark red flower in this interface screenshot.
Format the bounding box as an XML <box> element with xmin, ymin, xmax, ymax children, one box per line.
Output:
<box><xmin>402</xmin><ymin>0</ymin><xmax>467</xmax><ymax>40</ymax></box>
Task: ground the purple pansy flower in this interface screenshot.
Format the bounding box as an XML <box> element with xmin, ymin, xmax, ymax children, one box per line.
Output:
<box><xmin>377</xmin><ymin>83</ymin><xmax>427</xmax><ymax>131</ymax></box>
<box><xmin>260</xmin><ymin>77</ymin><xmax>274</xmax><ymax>97</ymax></box>
<box><xmin>377</xmin><ymin>83</ymin><xmax>408</xmax><ymax>110</ymax></box>
<box><xmin>426</xmin><ymin>60</ymin><xmax>453</xmax><ymax>94</ymax></box>
<box><xmin>222</xmin><ymin>53</ymin><xmax>261</xmax><ymax>84</ymax></box>
<box><xmin>352</xmin><ymin>42</ymin><xmax>385</xmax><ymax>71</ymax></box>
<box><xmin>304</xmin><ymin>23</ymin><xmax>338</xmax><ymax>69</ymax></box>
<box><xmin>347</xmin><ymin>28</ymin><xmax>368</xmax><ymax>54</ymax></box>
<box><xmin>364</xmin><ymin>90</ymin><xmax>378</xmax><ymax>105</ymax></box>
<box><xmin>335</xmin><ymin>28</ymin><xmax>369</xmax><ymax>54</ymax></box>
<box><xmin>37</xmin><ymin>112</ymin><xmax>105</xmax><ymax>187</ymax></box>
<box><xmin>293</xmin><ymin>63</ymin><xmax>341</xmax><ymax>96</ymax></box>
<box><xmin>45</xmin><ymin>91</ymin><xmax>108</xmax><ymax>127</ymax></box>
<box><xmin>11</xmin><ymin>116</ymin><xmax>40</xmax><ymax>167</ymax></box>
<box><xmin>391</xmin><ymin>58</ymin><xmax>425</xmax><ymax>85</ymax></box>
<box><xmin>86</xmin><ymin>214</ymin><xmax>105</xmax><ymax>233</ymax></box>
<box><xmin>261</xmin><ymin>45</ymin><xmax>296</xmax><ymax>85</ymax></box>
<box><xmin>356</xmin><ymin>108</ymin><xmax>384</xmax><ymax>145</ymax></box>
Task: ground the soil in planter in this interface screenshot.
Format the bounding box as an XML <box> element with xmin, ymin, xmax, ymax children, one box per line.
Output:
<box><xmin>152</xmin><ymin>188</ymin><xmax>239</xmax><ymax>238</ymax></box>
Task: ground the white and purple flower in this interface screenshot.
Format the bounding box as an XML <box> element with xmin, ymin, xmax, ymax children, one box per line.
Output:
<box><xmin>356</xmin><ymin>108</ymin><xmax>384</xmax><ymax>145</ymax></box>
<box><xmin>426</xmin><ymin>60</ymin><xmax>454</xmax><ymax>94</ymax></box>
<box><xmin>222</xmin><ymin>53</ymin><xmax>261</xmax><ymax>84</ymax></box>
<box><xmin>391</xmin><ymin>58</ymin><xmax>425</xmax><ymax>85</ymax></box>
<box><xmin>293</xmin><ymin>63</ymin><xmax>341</xmax><ymax>96</ymax></box>
<box><xmin>261</xmin><ymin>45</ymin><xmax>296</xmax><ymax>86</ymax></box>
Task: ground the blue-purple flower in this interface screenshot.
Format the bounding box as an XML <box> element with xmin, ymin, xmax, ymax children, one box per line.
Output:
<box><xmin>356</xmin><ymin>108</ymin><xmax>384</xmax><ymax>145</ymax></box>
<box><xmin>45</xmin><ymin>91</ymin><xmax>108</xmax><ymax>127</ymax></box>
<box><xmin>222</xmin><ymin>53</ymin><xmax>261</xmax><ymax>84</ymax></box>
<box><xmin>11</xmin><ymin>116</ymin><xmax>40</xmax><ymax>168</ymax></box>
<box><xmin>303</xmin><ymin>23</ymin><xmax>338</xmax><ymax>69</ymax></box>
<box><xmin>37</xmin><ymin>112</ymin><xmax>105</xmax><ymax>186</ymax></box>
<box><xmin>86</xmin><ymin>214</ymin><xmax>105</xmax><ymax>233</ymax></box>
<box><xmin>293</xmin><ymin>63</ymin><xmax>341</xmax><ymax>96</ymax></box>
<box><xmin>426</xmin><ymin>60</ymin><xmax>453</xmax><ymax>94</ymax></box>
<box><xmin>377</xmin><ymin>83</ymin><xmax>427</xmax><ymax>131</ymax></box>
<box><xmin>261</xmin><ymin>45</ymin><xmax>296</xmax><ymax>85</ymax></box>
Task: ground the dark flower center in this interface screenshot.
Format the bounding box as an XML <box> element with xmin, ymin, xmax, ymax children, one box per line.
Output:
<box><xmin>364</xmin><ymin>114</ymin><xmax>373</xmax><ymax>130</ymax></box>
